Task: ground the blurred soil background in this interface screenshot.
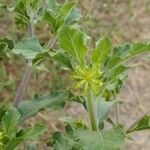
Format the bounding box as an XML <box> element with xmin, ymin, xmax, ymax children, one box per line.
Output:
<box><xmin>0</xmin><ymin>0</ymin><xmax>150</xmax><ymax>149</ymax></box>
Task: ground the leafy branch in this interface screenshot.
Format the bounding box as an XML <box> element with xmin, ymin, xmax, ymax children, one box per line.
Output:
<box><xmin>14</xmin><ymin>24</ymin><xmax>34</xmax><ymax>108</ymax></box>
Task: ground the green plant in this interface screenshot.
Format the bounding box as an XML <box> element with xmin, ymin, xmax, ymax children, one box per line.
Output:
<box><xmin>0</xmin><ymin>0</ymin><xmax>150</xmax><ymax>149</ymax></box>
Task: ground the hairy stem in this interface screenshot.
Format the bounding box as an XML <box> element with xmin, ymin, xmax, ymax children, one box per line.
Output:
<box><xmin>14</xmin><ymin>62</ymin><xmax>32</xmax><ymax>107</ymax></box>
<box><xmin>14</xmin><ymin>21</ymin><xmax>57</xmax><ymax>107</ymax></box>
<box><xmin>14</xmin><ymin>22</ymin><xmax>34</xmax><ymax>108</ymax></box>
<box><xmin>87</xmin><ymin>88</ymin><xmax>97</xmax><ymax>131</ymax></box>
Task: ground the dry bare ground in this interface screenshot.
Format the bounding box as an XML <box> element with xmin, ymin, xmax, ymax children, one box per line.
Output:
<box><xmin>0</xmin><ymin>0</ymin><xmax>150</xmax><ymax>149</ymax></box>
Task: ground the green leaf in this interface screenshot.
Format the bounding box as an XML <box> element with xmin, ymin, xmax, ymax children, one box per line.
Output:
<box><xmin>5</xmin><ymin>124</ymin><xmax>46</xmax><ymax>150</ymax></box>
<box><xmin>59</xmin><ymin>1</ymin><xmax>74</xmax><ymax>18</ymax></box>
<box><xmin>33</xmin><ymin>51</ymin><xmax>50</xmax><ymax>65</ymax></box>
<box><xmin>51</xmin><ymin>124</ymin><xmax>125</xmax><ymax>150</ymax></box>
<box><xmin>18</xmin><ymin>124</ymin><xmax>47</xmax><ymax>140</ymax></box>
<box><xmin>43</xmin><ymin>1</ymin><xmax>82</xmax><ymax>33</ymax></box>
<box><xmin>13</xmin><ymin>37</ymin><xmax>44</xmax><ymax>59</ymax></box>
<box><xmin>129</xmin><ymin>42</ymin><xmax>150</xmax><ymax>56</ymax></box>
<box><xmin>127</xmin><ymin>115</ymin><xmax>150</xmax><ymax>133</ymax></box>
<box><xmin>92</xmin><ymin>37</ymin><xmax>112</xmax><ymax>65</ymax></box>
<box><xmin>56</xmin><ymin>1</ymin><xmax>75</xmax><ymax>30</ymax></box>
<box><xmin>46</xmin><ymin>0</ymin><xmax>60</xmax><ymax>16</ymax></box>
<box><xmin>0</xmin><ymin>3</ymin><xmax>7</xmax><ymax>9</ymax></box>
<box><xmin>103</xmin><ymin>65</ymin><xmax>128</xmax><ymax>96</ymax></box>
<box><xmin>2</xmin><ymin>107</ymin><xmax>20</xmax><ymax>139</ymax></box>
<box><xmin>106</xmin><ymin>56</ymin><xmax>122</xmax><ymax>69</ymax></box>
<box><xmin>97</xmin><ymin>98</ymin><xmax>120</xmax><ymax>129</ymax></box>
<box><xmin>18</xmin><ymin>91</ymin><xmax>70</xmax><ymax>121</ymax></box>
<box><xmin>76</xmin><ymin>126</ymin><xmax>126</xmax><ymax>150</ymax></box>
<box><xmin>5</xmin><ymin>137</ymin><xmax>24</xmax><ymax>150</ymax></box>
<box><xmin>0</xmin><ymin>42</ymin><xmax>8</xmax><ymax>60</ymax></box>
<box><xmin>60</xmin><ymin>117</ymin><xmax>88</xmax><ymax>131</ymax></box>
<box><xmin>33</xmin><ymin>51</ymin><xmax>73</xmax><ymax>69</ymax></box>
<box><xmin>102</xmin><ymin>77</ymin><xmax>125</xmax><ymax>101</ymax></box>
<box><xmin>108</xmin><ymin>65</ymin><xmax>129</xmax><ymax>81</ymax></box>
<box><xmin>43</xmin><ymin>11</ymin><xmax>58</xmax><ymax>32</ymax></box>
<box><xmin>43</xmin><ymin>0</ymin><xmax>60</xmax><ymax>31</ymax></box>
<box><xmin>113</xmin><ymin>44</ymin><xmax>131</xmax><ymax>59</ymax></box>
<box><xmin>106</xmin><ymin>42</ymin><xmax>150</xmax><ymax>71</ymax></box>
<box><xmin>65</xmin><ymin>8</ymin><xmax>82</xmax><ymax>25</ymax></box>
<box><xmin>32</xmin><ymin>5</ymin><xmax>45</xmax><ymax>24</ymax></box>
<box><xmin>103</xmin><ymin>42</ymin><xmax>150</xmax><ymax>94</ymax></box>
<box><xmin>13</xmin><ymin>0</ymin><xmax>30</xmax><ymax>28</ymax></box>
<box><xmin>30</xmin><ymin>0</ymin><xmax>39</xmax><ymax>9</ymax></box>
<box><xmin>50</xmin><ymin>131</ymin><xmax>75</xmax><ymax>150</ymax></box>
<box><xmin>49</xmin><ymin>118</ymin><xmax>87</xmax><ymax>150</ymax></box>
<box><xmin>58</xmin><ymin>26</ymin><xmax>87</xmax><ymax>64</ymax></box>
<box><xmin>0</xmin><ymin>38</ymin><xmax>14</xmax><ymax>49</ymax></box>
<box><xmin>50</xmin><ymin>51</ymin><xmax>73</xmax><ymax>69</ymax></box>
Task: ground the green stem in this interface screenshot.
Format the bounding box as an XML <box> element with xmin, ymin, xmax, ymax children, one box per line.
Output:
<box><xmin>87</xmin><ymin>88</ymin><xmax>97</xmax><ymax>131</ymax></box>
